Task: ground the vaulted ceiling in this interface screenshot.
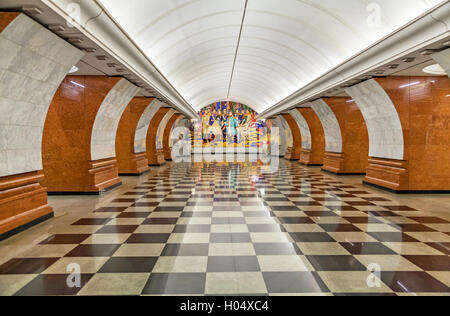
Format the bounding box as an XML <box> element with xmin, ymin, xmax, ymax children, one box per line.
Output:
<box><xmin>98</xmin><ymin>0</ymin><xmax>443</xmax><ymax>113</ymax></box>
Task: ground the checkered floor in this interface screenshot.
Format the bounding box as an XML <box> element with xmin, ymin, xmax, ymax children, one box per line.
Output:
<box><xmin>0</xmin><ymin>161</ymin><xmax>449</xmax><ymax>296</ymax></box>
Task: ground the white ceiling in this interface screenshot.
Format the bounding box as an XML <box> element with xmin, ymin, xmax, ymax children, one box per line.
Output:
<box><xmin>98</xmin><ymin>0</ymin><xmax>444</xmax><ymax>113</ymax></box>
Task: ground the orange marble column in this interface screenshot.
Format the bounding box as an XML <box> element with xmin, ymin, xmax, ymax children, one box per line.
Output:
<box><xmin>147</xmin><ymin>107</ymin><xmax>171</xmax><ymax>166</ymax></box>
<box><xmin>43</xmin><ymin>76</ymin><xmax>123</xmax><ymax>194</ymax></box>
<box><xmin>297</xmin><ymin>108</ymin><xmax>325</xmax><ymax>166</ymax></box>
<box><xmin>367</xmin><ymin>76</ymin><xmax>450</xmax><ymax>192</ymax></box>
<box><xmin>321</xmin><ymin>98</ymin><xmax>369</xmax><ymax>174</ymax></box>
<box><xmin>163</xmin><ymin>114</ymin><xmax>183</xmax><ymax>161</ymax></box>
<box><xmin>115</xmin><ymin>97</ymin><xmax>153</xmax><ymax>175</ymax></box>
<box><xmin>281</xmin><ymin>114</ymin><xmax>302</xmax><ymax>160</ymax></box>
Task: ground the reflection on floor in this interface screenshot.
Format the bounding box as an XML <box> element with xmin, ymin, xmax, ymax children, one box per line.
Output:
<box><xmin>0</xmin><ymin>160</ymin><xmax>449</xmax><ymax>296</ymax></box>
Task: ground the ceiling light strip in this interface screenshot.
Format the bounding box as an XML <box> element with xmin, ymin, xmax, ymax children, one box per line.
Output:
<box><xmin>227</xmin><ymin>0</ymin><xmax>249</xmax><ymax>99</ymax></box>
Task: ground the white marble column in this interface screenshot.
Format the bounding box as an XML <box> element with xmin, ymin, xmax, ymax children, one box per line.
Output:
<box><xmin>289</xmin><ymin>109</ymin><xmax>311</xmax><ymax>150</ymax></box>
<box><xmin>134</xmin><ymin>99</ymin><xmax>164</xmax><ymax>153</ymax></box>
<box><xmin>90</xmin><ymin>78</ymin><xmax>140</xmax><ymax>161</ymax></box>
<box><xmin>310</xmin><ymin>99</ymin><xmax>342</xmax><ymax>153</ymax></box>
<box><xmin>156</xmin><ymin>109</ymin><xmax>177</xmax><ymax>150</ymax></box>
<box><xmin>346</xmin><ymin>79</ymin><xmax>404</xmax><ymax>160</ymax></box>
<box><xmin>0</xmin><ymin>14</ymin><xmax>84</xmax><ymax>177</ymax></box>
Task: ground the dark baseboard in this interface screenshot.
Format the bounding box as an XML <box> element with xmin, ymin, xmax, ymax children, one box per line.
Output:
<box><xmin>322</xmin><ymin>169</ymin><xmax>366</xmax><ymax>176</ymax></box>
<box><xmin>300</xmin><ymin>163</ymin><xmax>323</xmax><ymax>167</ymax></box>
<box><xmin>48</xmin><ymin>182</ymin><xmax>122</xmax><ymax>196</ymax></box>
<box><xmin>363</xmin><ymin>181</ymin><xmax>450</xmax><ymax>194</ymax></box>
<box><xmin>149</xmin><ymin>163</ymin><xmax>166</xmax><ymax>167</ymax></box>
<box><xmin>0</xmin><ymin>212</ymin><xmax>54</xmax><ymax>242</ymax></box>
<box><xmin>119</xmin><ymin>170</ymin><xmax>150</xmax><ymax>176</ymax></box>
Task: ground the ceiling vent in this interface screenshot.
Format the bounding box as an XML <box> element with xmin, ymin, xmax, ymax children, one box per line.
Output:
<box><xmin>22</xmin><ymin>6</ymin><xmax>43</xmax><ymax>15</ymax></box>
<box><xmin>48</xmin><ymin>24</ymin><xmax>66</xmax><ymax>33</ymax></box>
<box><xmin>401</xmin><ymin>57</ymin><xmax>416</xmax><ymax>63</ymax></box>
<box><xmin>96</xmin><ymin>55</ymin><xmax>108</xmax><ymax>61</ymax></box>
<box><xmin>387</xmin><ymin>64</ymin><xmax>399</xmax><ymax>69</ymax></box>
<box><xmin>67</xmin><ymin>37</ymin><xmax>83</xmax><ymax>45</ymax></box>
<box><xmin>84</xmin><ymin>48</ymin><xmax>97</xmax><ymax>53</ymax></box>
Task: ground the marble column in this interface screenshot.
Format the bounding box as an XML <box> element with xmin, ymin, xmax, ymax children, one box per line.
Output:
<box><xmin>293</xmin><ymin>108</ymin><xmax>325</xmax><ymax>166</ymax></box>
<box><xmin>0</xmin><ymin>12</ymin><xmax>83</xmax><ymax>238</ymax></box>
<box><xmin>145</xmin><ymin>107</ymin><xmax>171</xmax><ymax>166</ymax></box>
<box><xmin>163</xmin><ymin>114</ymin><xmax>183</xmax><ymax>161</ymax></box>
<box><xmin>281</xmin><ymin>113</ymin><xmax>302</xmax><ymax>160</ymax></box>
<box><xmin>43</xmin><ymin>77</ymin><xmax>138</xmax><ymax>194</ymax></box>
<box><xmin>346</xmin><ymin>79</ymin><xmax>407</xmax><ymax>191</ymax></box>
<box><xmin>312</xmin><ymin>98</ymin><xmax>369</xmax><ymax>174</ymax></box>
<box><xmin>115</xmin><ymin>97</ymin><xmax>155</xmax><ymax>175</ymax></box>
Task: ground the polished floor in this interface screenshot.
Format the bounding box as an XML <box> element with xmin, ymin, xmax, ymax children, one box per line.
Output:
<box><xmin>0</xmin><ymin>160</ymin><xmax>449</xmax><ymax>296</ymax></box>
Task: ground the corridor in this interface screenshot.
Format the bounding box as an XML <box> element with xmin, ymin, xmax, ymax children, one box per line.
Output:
<box><xmin>0</xmin><ymin>0</ymin><xmax>450</xmax><ymax>299</ymax></box>
<box><xmin>0</xmin><ymin>161</ymin><xmax>448</xmax><ymax>296</ymax></box>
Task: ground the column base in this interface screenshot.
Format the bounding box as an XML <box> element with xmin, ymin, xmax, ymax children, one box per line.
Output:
<box><xmin>284</xmin><ymin>147</ymin><xmax>300</xmax><ymax>160</ymax></box>
<box><xmin>118</xmin><ymin>153</ymin><xmax>150</xmax><ymax>176</ymax></box>
<box><xmin>322</xmin><ymin>152</ymin><xmax>345</xmax><ymax>173</ymax></box>
<box><xmin>149</xmin><ymin>149</ymin><xmax>166</xmax><ymax>166</ymax></box>
<box><xmin>364</xmin><ymin>157</ymin><xmax>409</xmax><ymax>192</ymax></box>
<box><xmin>0</xmin><ymin>171</ymin><xmax>54</xmax><ymax>239</ymax></box>
<box><xmin>164</xmin><ymin>147</ymin><xmax>173</xmax><ymax>161</ymax></box>
<box><xmin>86</xmin><ymin>158</ymin><xmax>122</xmax><ymax>193</ymax></box>
<box><xmin>299</xmin><ymin>149</ymin><xmax>323</xmax><ymax>166</ymax></box>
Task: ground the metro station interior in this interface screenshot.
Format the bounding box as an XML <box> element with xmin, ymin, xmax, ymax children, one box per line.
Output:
<box><xmin>0</xmin><ymin>0</ymin><xmax>449</xmax><ymax>296</ymax></box>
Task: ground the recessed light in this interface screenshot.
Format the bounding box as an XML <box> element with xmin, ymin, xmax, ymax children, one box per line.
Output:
<box><xmin>69</xmin><ymin>66</ymin><xmax>79</xmax><ymax>74</ymax></box>
<box><xmin>387</xmin><ymin>64</ymin><xmax>399</xmax><ymax>69</ymax></box>
<box><xmin>420</xmin><ymin>49</ymin><xmax>436</xmax><ymax>56</ymax></box>
<box><xmin>401</xmin><ymin>57</ymin><xmax>416</xmax><ymax>63</ymax></box>
<box><xmin>422</xmin><ymin>64</ymin><xmax>446</xmax><ymax>75</ymax></box>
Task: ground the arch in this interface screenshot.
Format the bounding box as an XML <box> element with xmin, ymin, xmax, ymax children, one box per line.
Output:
<box><xmin>90</xmin><ymin>79</ymin><xmax>140</xmax><ymax>161</ymax></box>
<box><xmin>279</xmin><ymin>115</ymin><xmax>293</xmax><ymax>149</ymax></box>
<box><xmin>346</xmin><ymin>79</ymin><xmax>404</xmax><ymax>160</ymax></box>
<box><xmin>295</xmin><ymin>108</ymin><xmax>325</xmax><ymax>166</ymax></box>
<box><xmin>115</xmin><ymin>97</ymin><xmax>155</xmax><ymax>175</ymax></box>
<box><xmin>156</xmin><ymin>109</ymin><xmax>177</xmax><ymax>150</ymax></box>
<box><xmin>43</xmin><ymin>76</ymin><xmax>127</xmax><ymax>193</ymax></box>
<box><xmin>164</xmin><ymin>114</ymin><xmax>184</xmax><ymax>160</ymax></box>
<box><xmin>134</xmin><ymin>99</ymin><xmax>164</xmax><ymax>153</ymax></box>
<box><xmin>310</xmin><ymin>99</ymin><xmax>342</xmax><ymax>153</ymax></box>
<box><xmin>268</xmin><ymin>117</ymin><xmax>287</xmax><ymax>156</ymax></box>
<box><xmin>281</xmin><ymin>113</ymin><xmax>302</xmax><ymax>160</ymax></box>
<box><xmin>146</xmin><ymin>107</ymin><xmax>172</xmax><ymax>166</ymax></box>
<box><xmin>318</xmin><ymin>97</ymin><xmax>369</xmax><ymax>175</ymax></box>
<box><xmin>288</xmin><ymin>109</ymin><xmax>311</xmax><ymax>150</ymax></box>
